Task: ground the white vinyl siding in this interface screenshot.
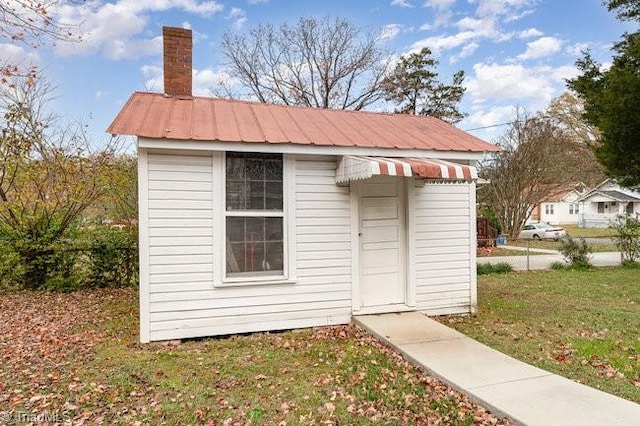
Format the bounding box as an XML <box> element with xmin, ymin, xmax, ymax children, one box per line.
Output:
<box><xmin>410</xmin><ymin>182</ymin><xmax>473</xmax><ymax>315</ymax></box>
<box><xmin>139</xmin><ymin>147</ymin><xmax>477</xmax><ymax>342</ymax></box>
<box><xmin>294</xmin><ymin>155</ymin><xmax>353</xmax><ymax>315</ymax></box>
<box><xmin>142</xmin><ymin>152</ymin><xmax>352</xmax><ymax>341</ymax></box>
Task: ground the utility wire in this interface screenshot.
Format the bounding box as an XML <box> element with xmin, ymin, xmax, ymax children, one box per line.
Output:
<box><xmin>463</xmin><ymin>115</ymin><xmax>555</xmax><ymax>132</ymax></box>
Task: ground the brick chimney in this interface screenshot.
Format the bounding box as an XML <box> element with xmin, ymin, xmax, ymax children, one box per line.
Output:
<box><xmin>163</xmin><ymin>26</ymin><xmax>192</xmax><ymax>97</ymax></box>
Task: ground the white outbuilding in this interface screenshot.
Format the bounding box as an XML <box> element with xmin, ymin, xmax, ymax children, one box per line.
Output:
<box><xmin>108</xmin><ymin>27</ymin><xmax>499</xmax><ymax>342</ymax></box>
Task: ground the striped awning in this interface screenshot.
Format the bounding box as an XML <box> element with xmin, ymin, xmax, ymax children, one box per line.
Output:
<box><xmin>336</xmin><ymin>155</ymin><xmax>478</xmax><ymax>184</ymax></box>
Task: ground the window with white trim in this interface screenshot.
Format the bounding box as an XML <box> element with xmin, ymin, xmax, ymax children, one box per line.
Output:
<box><xmin>225</xmin><ymin>152</ymin><xmax>284</xmax><ymax>278</ymax></box>
<box><xmin>545</xmin><ymin>204</ymin><xmax>554</xmax><ymax>215</ymax></box>
<box><xmin>569</xmin><ymin>203</ymin><xmax>579</xmax><ymax>215</ymax></box>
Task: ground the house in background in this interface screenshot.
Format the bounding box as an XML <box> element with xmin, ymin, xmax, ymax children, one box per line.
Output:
<box><xmin>576</xmin><ymin>179</ymin><xmax>640</xmax><ymax>228</ymax></box>
<box><xmin>529</xmin><ymin>183</ymin><xmax>589</xmax><ymax>225</ymax></box>
<box><xmin>108</xmin><ymin>27</ymin><xmax>498</xmax><ymax>343</ymax></box>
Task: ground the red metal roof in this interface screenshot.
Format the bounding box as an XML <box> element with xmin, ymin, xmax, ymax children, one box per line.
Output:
<box><xmin>107</xmin><ymin>92</ymin><xmax>499</xmax><ymax>153</ymax></box>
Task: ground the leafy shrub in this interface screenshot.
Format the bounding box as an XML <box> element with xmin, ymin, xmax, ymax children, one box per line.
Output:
<box><xmin>477</xmin><ymin>262</ymin><xmax>514</xmax><ymax>275</ymax></box>
<box><xmin>550</xmin><ymin>261</ymin><xmax>566</xmax><ymax>270</ymax></box>
<box><xmin>621</xmin><ymin>260</ymin><xmax>639</xmax><ymax>269</ymax></box>
<box><xmin>0</xmin><ymin>225</ymin><xmax>84</xmax><ymax>290</ymax></box>
<box><xmin>611</xmin><ymin>215</ymin><xmax>640</xmax><ymax>263</ymax></box>
<box><xmin>87</xmin><ymin>227</ymin><xmax>138</xmax><ymax>288</ymax></box>
<box><xmin>559</xmin><ymin>236</ymin><xmax>592</xmax><ymax>269</ymax></box>
<box><xmin>0</xmin><ymin>237</ymin><xmax>22</xmax><ymax>290</ymax></box>
<box><xmin>0</xmin><ymin>225</ymin><xmax>138</xmax><ymax>291</ymax></box>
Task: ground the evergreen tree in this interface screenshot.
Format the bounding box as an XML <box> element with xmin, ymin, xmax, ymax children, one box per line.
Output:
<box><xmin>568</xmin><ymin>0</ymin><xmax>640</xmax><ymax>187</ymax></box>
<box><xmin>382</xmin><ymin>48</ymin><xmax>466</xmax><ymax>124</ymax></box>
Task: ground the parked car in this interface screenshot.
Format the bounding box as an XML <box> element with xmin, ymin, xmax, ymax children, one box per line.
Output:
<box><xmin>519</xmin><ymin>222</ymin><xmax>566</xmax><ymax>240</ymax></box>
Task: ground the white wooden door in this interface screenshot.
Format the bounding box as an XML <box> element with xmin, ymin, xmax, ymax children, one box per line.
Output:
<box><xmin>358</xmin><ymin>178</ymin><xmax>406</xmax><ymax>309</ymax></box>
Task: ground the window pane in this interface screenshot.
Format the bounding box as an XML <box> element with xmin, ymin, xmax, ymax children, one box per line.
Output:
<box><xmin>246</xmin><ymin>217</ymin><xmax>265</xmax><ymax>241</ymax></box>
<box><xmin>265</xmin><ymin>217</ymin><xmax>283</xmax><ymax>241</ymax></box>
<box><xmin>227</xmin><ymin>217</ymin><xmax>245</xmax><ymax>242</ymax></box>
<box><xmin>226</xmin><ymin>155</ymin><xmax>245</xmax><ymax>179</ymax></box>
<box><xmin>265</xmin><ymin>181</ymin><xmax>283</xmax><ymax>210</ymax></box>
<box><xmin>265</xmin><ymin>159</ymin><xmax>283</xmax><ymax>180</ymax></box>
<box><xmin>246</xmin><ymin>158</ymin><xmax>265</xmax><ymax>180</ymax></box>
<box><xmin>228</xmin><ymin>243</ymin><xmax>246</xmax><ymax>272</ymax></box>
<box><xmin>225</xmin><ymin>153</ymin><xmax>284</xmax><ymax>278</ymax></box>
<box><xmin>226</xmin><ymin>180</ymin><xmax>247</xmax><ymax>210</ymax></box>
<box><xmin>226</xmin><ymin>152</ymin><xmax>282</xmax><ymax>213</ymax></box>
<box><xmin>226</xmin><ymin>217</ymin><xmax>283</xmax><ymax>276</ymax></box>
<box><xmin>248</xmin><ymin>181</ymin><xmax>265</xmax><ymax>210</ymax></box>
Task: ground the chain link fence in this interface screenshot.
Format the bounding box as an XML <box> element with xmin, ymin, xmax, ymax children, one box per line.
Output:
<box><xmin>477</xmin><ymin>235</ymin><xmax>628</xmax><ymax>271</ymax></box>
<box><xmin>0</xmin><ymin>229</ymin><xmax>139</xmax><ymax>291</ymax></box>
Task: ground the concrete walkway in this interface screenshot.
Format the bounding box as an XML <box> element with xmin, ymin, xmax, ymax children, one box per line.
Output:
<box><xmin>354</xmin><ymin>312</ymin><xmax>640</xmax><ymax>426</ymax></box>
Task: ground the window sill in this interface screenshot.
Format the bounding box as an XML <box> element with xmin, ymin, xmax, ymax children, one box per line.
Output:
<box><xmin>215</xmin><ymin>277</ymin><xmax>297</xmax><ymax>288</ymax></box>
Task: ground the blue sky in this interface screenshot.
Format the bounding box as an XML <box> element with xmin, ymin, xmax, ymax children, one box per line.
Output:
<box><xmin>4</xmin><ymin>0</ymin><xmax>634</xmax><ymax>147</ymax></box>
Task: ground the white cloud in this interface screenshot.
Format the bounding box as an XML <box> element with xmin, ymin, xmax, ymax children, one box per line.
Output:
<box><xmin>450</xmin><ymin>41</ymin><xmax>479</xmax><ymax>63</ymax></box>
<box><xmin>380</xmin><ymin>24</ymin><xmax>403</xmax><ymax>41</ymax></box>
<box><xmin>412</xmin><ymin>16</ymin><xmax>499</xmax><ymax>56</ymax></box>
<box><xmin>423</xmin><ymin>0</ymin><xmax>455</xmax><ymax>10</ymax></box>
<box><xmin>0</xmin><ymin>43</ymin><xmax>39</xmax><ymax>68</ymax></box>
<box><xmin>455</xmin><ymin>16</ymin><xmax>500</xmax><ymax>38</ymax></box>
<box><xmin>105</xmin><ymin>36</ymin><xmax>162</xmax><ymax>60</ymax></box>
<box><xmin>466</xmin><ymin>105</ymin><xmax>515</xmax><ymax>129</ymax></box>
<box><xmin>548</xmin><ymin>64</ymin><xmax>580</xmax><ymax>81</ymax></box>
<box><xmin>181</xmin><ymin>21</ymin><xmax>192</xmax><ymax>30</ymax></box>
<box><xmin>419</xmin><ymin>1</ymin><xmax>456</xmax><ymax>31</ymax></box>
<box><xmin>471</xmin><ymin>0</ymin><xmax>534</xmax><ymax>17</ymax></box>
<box><xmin>51</xmin><ymin>0</ymin><xmax>223</xmax><ymax>59</ymax></box>
<box><xmin>95</xmin><ymin>90</ymin><xmax>106</xmax><ymax>101</ymax></box>
<box><xmin>391</xmin><ymin>0</ymin><xmax>413</xmax><ymax>7</ymax></box>
<box><xmin>412</xmin><ymin>31</ymin><xmax>477</xmax><ymax>53</ymax></box>
<box><xmin>228</xmin><ymin>7</ymin><xmax>247</xmax><ymax>30</ymax></box>
<box><xmin>141</xmin><ymin>64</ymin><xmax>163</xmax><ymax>92</ymax></box>
<box><xmin>194</xmin><ymin>68</ymin><xmax>239</xmax><ymax>96</ymax></box>
<box><xmin>566</xmin><ymin>42</ymin><xmax>590</xmax><ymax>56</ymax></box>
<box><xmin>433</xmin><ymin>10</ymin><xmax>453</xmax><ymax>27</ymax></box>
<box><xmin>517</xmin><ymin>36</ymin><xmax>562</xmax><ymax>60</ymax></box>
<box><xmin>462</xmin><ymin>104</ymin><xmax>516</xmax><ymax>140</ymax></box>
<box><xmin>141</xmin><ymin>64</ymin><xmax>239</xmax><ymax>96</ymax></box>
<box><xmin>466</xmin><ymin>62</ymin><xmax>576</xmax><ymax>107</ymax></box>
<box><xmin>518</xmin><ymin>28</ymin><xmax>543</xmax><ymax>39</ymax></box>
<box><xmin>504</xmin><ymin>8</ymin><xmax>535</xmax><ymax>22</ymax></box>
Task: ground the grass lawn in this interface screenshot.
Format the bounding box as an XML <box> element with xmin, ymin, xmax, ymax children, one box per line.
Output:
<box><xmin>443</xmin><ymin>268</ymin><xmax>640</xmax><ymax>403</ymax></box>
<box><xmin>477</xmin><ymin>247</ymin><xmax>545</xmax><ymax>257</ymax></box>
<box><xmin>508</xmin><ymin>238</ymin><xmax>617</xmax><ymax>253</ymax></box>
<box><xmin>563</xmin><ymin>224</ymin><xmax>617</xmax><ymax>238</ymax></box>
<box><xmin>0</xmin><ymin>289</ymin><xmax>510</xmax><ymax>425</ymax></box>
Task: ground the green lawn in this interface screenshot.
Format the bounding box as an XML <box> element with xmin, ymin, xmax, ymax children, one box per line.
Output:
<box><xmin>478</xmin><ymin>247</ymin><xmax>545</xmax><ymax>257</ymax></box>
<box><xmin>444</xmin><ymin>268</ymin><xmax>640</xmax><ymax>403</ymax></box>
<box><xmin>563</xmin><ymin>224</ymin><xmax>617</xmax><ymax>238</ymax></box>
<box><xmin>508</xmin><ymin>238</ymin><xmax>617</xmax><ymax>253</ymax></box>
<box><xmin>0</xmin><ymin>289</ymin><xmax>509</xmax><ymax>425</ymax></box>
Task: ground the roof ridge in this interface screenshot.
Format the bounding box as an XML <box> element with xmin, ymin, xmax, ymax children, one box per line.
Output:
<box><xmin>131</xmin><ymin>91</ymin><xmax>443</xmax><ymax>119</ymax></box>
<box><xmin>111</xmin><ymin>92</ymin><xmax>500</xmax><ymax>153</ymax></box>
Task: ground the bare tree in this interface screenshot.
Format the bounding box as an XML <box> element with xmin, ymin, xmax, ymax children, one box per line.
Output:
<box><xmin>1</xmin><ymin>1</ymin><xmax>81</xmax><ymax>83</ymax></box>
<box><xmin>544</xmin><ymin>91</ymin><xmax>606</xmax><ymax>186</ymax></box>
<box><xmin>545</xmin><ymin>92</ymin><xmax>601</xmax><ymax>147</ymax></box>
<box><xmin>480</xmin><ymin>109</ymin><xmax>590</xmax><ymax>238</ymax></box>
<box><xmin>219</xmin><ymin>16</ymin><xmax>391</xmax><ymax>110</ymax></box>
